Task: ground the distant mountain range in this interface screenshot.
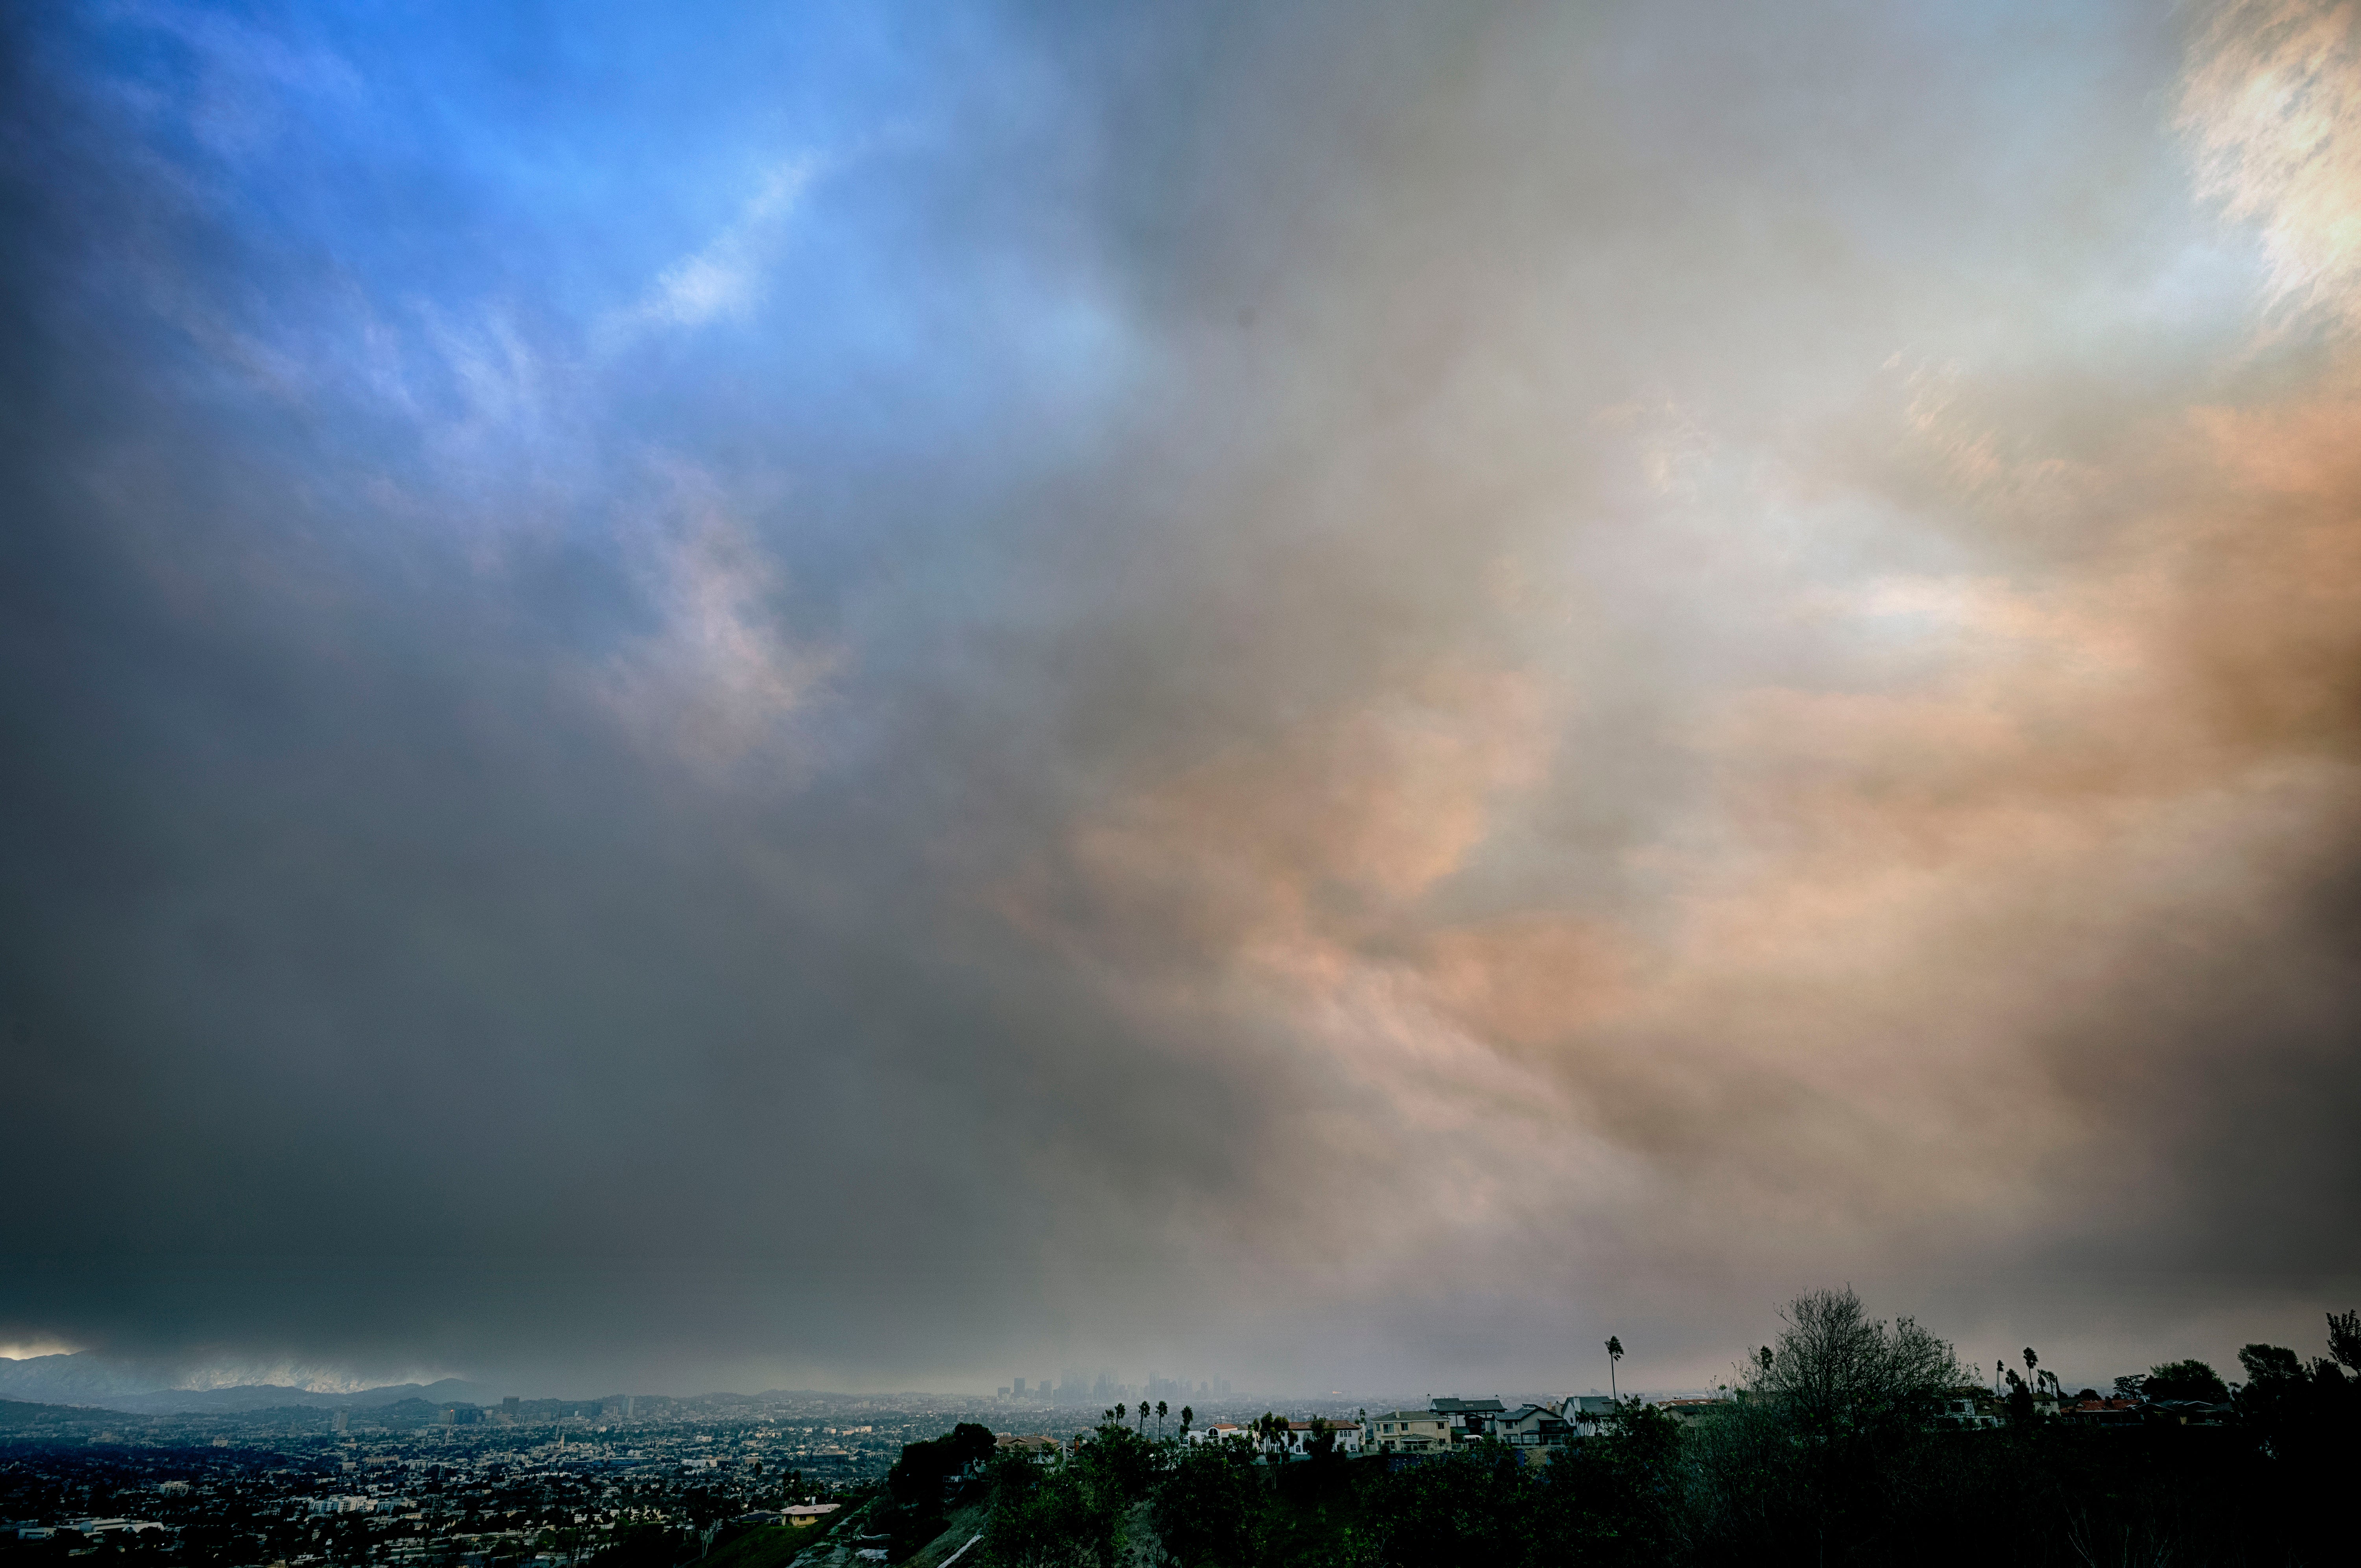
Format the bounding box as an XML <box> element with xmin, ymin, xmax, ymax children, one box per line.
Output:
<box><xmin>0</xmin><ymin>1353</ymin><xmax>495</xmax><ymax>1414</ymax></box>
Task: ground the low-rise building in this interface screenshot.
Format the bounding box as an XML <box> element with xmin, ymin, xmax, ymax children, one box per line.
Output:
<box><xmin>1652</xmin><ymin>1398</ymin><xmax>1738</xmax><ymax>1429</ymax></box>
<box><xmin>1932</xmin><ymin>1389</ymin><xmax>2006</xmax><ymax>1430</ymax></box>
<box><xmin>1279</xmin><ymin>1419</ymin><xmax>1362</xmax><ymax>1456</ymax></box>
<box><xmin>1491</xmin><ymin>1404</ymin><xmax>1571</xmax><ymax>1451</ymax></box>
<box><xmin>1429</xmin><ymin>1398</ymin><xmax>1506</xmax><ymax>1440</ymax></box>
<box><xmin>307</xmin><ymin>1496</ymin><xmax>377</xmax><ymax>1514</ymax></box>
<box><xmin>1367</xmin><ymin>1410</ymin><xmax>1451</xmax><ymax>1453</ymax></box>
<box><xmin>1561</xmin><ymin>1396</ymin><xmax>1619</xmax><ymax>1437</ymax></box>
<box><xmin>2147</xmin><ymin>1399</ymin><xmax>2232</xmax><ymax>1428</ymax></box>
<box><xmin>2056</xmin><ymin>1396</ymin><xmax>2142</xmax><ymax>1429</ymax></box>
<box><xmin>1186</xmin><ymin>1421</ymin><xmax>1249</xmax><ymax>1447</ymax></box>
<box><xmin>994</xmin><ymin>1434</ymin><xmax>1061</xmax><ymax>1460</ymax></box>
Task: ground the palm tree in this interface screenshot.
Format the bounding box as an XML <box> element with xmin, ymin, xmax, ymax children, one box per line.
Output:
<box><xmin>1179</xmin><ymin>1405</ymin><xmax>1193</xmax><ymax>1441</ymax></box>
<box><xmin>1156</xmin><ymin>1400</ymin><xmax>1168</xmax><ymax>1437</ymax></box>
<box><xmin>1115</xmin><ymin>1402</ymin><xmax>1127</xmax><ymax>1425</ymax></box>
<box><xmin>1606</xmin><ymin>1335</ymin><xmax>1625</xmax><ymax>1402</ymax></box>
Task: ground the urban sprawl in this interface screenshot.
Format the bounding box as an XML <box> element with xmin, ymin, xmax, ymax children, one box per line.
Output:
<box><xmin>4</xmin><ymin>1298</ymin><xmax>2356</xmax><ymax>1567</ymax></box>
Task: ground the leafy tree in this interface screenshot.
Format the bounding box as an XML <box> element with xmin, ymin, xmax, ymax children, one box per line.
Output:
<box><xmin>1151</xmin><ymin>1444</ymin><xmax>1264</xmax><ymax>1568</ymax></box>
<box><xmin>1082</xmin><ymin>1417</ymin><xmax>1159</xmax><ymax>1504</ymax></box>
<box><xmin>2144</xmin><ymin>1359</ymin><xmax>2229</xmax><ymax>1402</ymax></box>
<box><xmin>1361</xmin><ymin>1439</ymin><xmax>1539</xmax><ymax>1568</ymax></box>
<box><xmin>1719</xmin><ymin>1287</ymin><xmax>1965</xmax><ymax>1562</ymax></box>
<box><xmin>981</xmin><ymin>1448</ymin><xmax>1120</xmax><ymax>1568</ymax></box>
<box><xmin>887</xmin><ymin>1422</ymin><xmax>994</xmax><ymax>1507</ymax></box>
<box><xmin>884</xmin><ymin>1422</ymin><xmax>996</xmax><ymax>1557</ymax></box>
<box><xmin>2237</xmin><ymin>1344</ymin><xmax>2303</xmax><ymax>1387</ymax></box>
<box><xmin>2326</xmin><ymin>1309</ymin><xmax>2361</xmax><ymax>1376</ymax></box>
<box><xmin>2226</xmin><ymin>1331</ymin><xmax>2361</xmax><ymax>1500</ymax></box>
<box><xmin>1541</xmin><ymin>1402</ymin><xmax>1680</xmax><ymax>1568</ymax></box>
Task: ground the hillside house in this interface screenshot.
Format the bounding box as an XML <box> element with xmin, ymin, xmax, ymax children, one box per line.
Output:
<box><xmin>1429</xmin><ymin>1397</ymin><xmax>1506</xmax><ymax>1439</ymax></box>
<box><xmin>1368</xmin><ymin>1410</ymin><xmax>1452</xmax><ymax>1453</ymax></box>
<box><xmin>1282</xmin><ymin>1419</ymin><xmax>1363</xmax><ymax>1456</ymax></box>
<box><xmin>1652</xmin><ymin>1398</ymin><xmax>1739</xmax><ymax>1429</ymax></box>
<box><xmin>1185</xmin><ymin>1421</ymin><xmax>1250</xmax><ymax>1446</ymax></box>
<box><xmin>2057</xmin><ymin>1396</ymin><xmax>2143</xmax><ymax>1429</ymax></box>
<box><xmin>1491</xmin><ymin>1404</ymin><xmax>1571</xmax><ymax>1451</ymax></box>
<box><xmin>1561</xmin><ymin>1396</ymin><xmax>1619</xmax><ymax>1436</ymax></box>
<box><xmin>1932</xmin><ymin>1390</ymin><xmax>2005</xmax><ymax>1430</ymax></box>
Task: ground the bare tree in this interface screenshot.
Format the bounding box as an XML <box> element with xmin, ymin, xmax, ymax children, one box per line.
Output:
<box><xmin>1707</xmin><ymin>1288</ymin><xmax>1968</xmax><ymax>1563</ymax></box>
<box><xmin>1746</xmin><ymin>1287</ymin><xmax>1964</xmax><ymax>1439</ymax></box>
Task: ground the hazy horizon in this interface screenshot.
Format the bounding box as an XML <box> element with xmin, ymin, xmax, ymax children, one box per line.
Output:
<box><xmin>4</xmin><ymin>1</ymin><xmax>2357</xmax><ymax>1407</ymax></box>
<box><xmin>0</xmin><ymin>1345</ymin><xmax>2106</xmax><ymax>1410</ymax></box>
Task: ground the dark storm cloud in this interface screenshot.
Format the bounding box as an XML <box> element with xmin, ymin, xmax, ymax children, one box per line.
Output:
<box><xmin>2</xmin><ymin>0</ymin><xmax>2357</xmax><ymax>1398</ymax></box>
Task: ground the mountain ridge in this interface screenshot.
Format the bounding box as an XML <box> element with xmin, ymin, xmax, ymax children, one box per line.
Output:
<box><xmin>0</xmin><ymin>1353</ymin><xmax>495</xmax><ymax>1414</ymax></box>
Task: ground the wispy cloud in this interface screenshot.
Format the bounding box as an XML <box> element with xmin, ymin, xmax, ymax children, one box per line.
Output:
<box><xmin>611</xmin><ymin>160</ymin><xmax>820</xmax><ymax>336</ymax></box>
<box><xmin>594</xmin><ymin>461</ymin><xmax>839</xmax><ymax>770</ymax></box>
<box><xmin>2181</xmin><ymin>0</ymin><xmax>2361</xmax><ymax>329</ymax></box>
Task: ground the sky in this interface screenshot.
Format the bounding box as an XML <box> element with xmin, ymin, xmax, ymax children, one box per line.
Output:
<box><xmin>2</xmin><ymin>0</ymin><xmax>2357</xmax><ymax>1402</ymax></box>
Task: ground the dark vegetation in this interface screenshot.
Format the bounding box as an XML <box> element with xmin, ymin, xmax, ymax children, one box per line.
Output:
<box><xmin>877</xmin><ymin>1422</ymin><xmax>996</xmax><ymax>1558</ymax></box>
<box><xmin>4</xmin><ymin>1301</ymin><xmax>2352</xmax><ymax>1566</ymax></box>
<box><xmin>961</xmin><ymin>1293</ymin><xmax>2357</xmax><ymax>1568</ymax></box>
